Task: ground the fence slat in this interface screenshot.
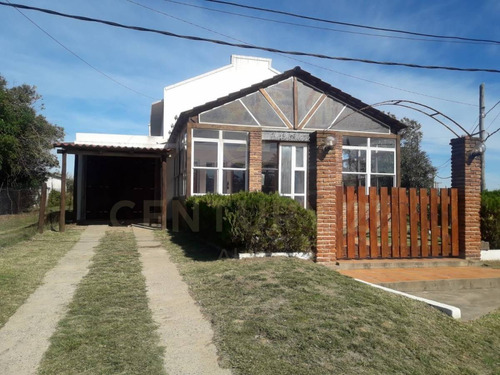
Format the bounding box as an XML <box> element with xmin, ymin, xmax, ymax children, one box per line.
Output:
<box><xmin>430</xmin><ymin>189</ymin><xmax>439</xmax><ymax>256</ymax></box>
<box><xmin>380</xmin><ymin>187</ymin><xmax>390</xmax><ymax>258</ymax></box>
<box><xmin>358</xmin><ymin>187</ymin><xmax>367</xmax><ymax>259</ymax></box>
<box><xmin>399</xmin><ymin>188</ymin><xmax>408</xmax><ymax>257</ymax></box>
<box><xmin>336</xmin><ymin>186</ymin><xmax>344</xmax><ymax>258</ymax></box>
<box><xmin>441</xmin><ymin>188</ymin><xmax>450</xmax><ymax>256</ymax></box>
<box><xmin>391</xmin><ymin>188</ymin><xmax>400</xmax><ymax>257</ymax></box>
<box><xmin>369</xmin><ymin>187</ymin><xmax>378</xmax><ymax>258</ymax></box>
<box><xmin>346</xmin><ymin>186</ymin><xmax>356</xmax><ymax>259</ymax></box>
<box><xmin>409</xmin><ymin>188</ymin><xmax>419</xmax><ymax>257</ymax></box>
<box><xmin>450</xmin><ymin>188</ymin><xmax>459</xmax><ymax>256</ymax></box>
<box><xmin>420</xmin><ymin>189</ymin><xmax>429</xmax><ymax>257</ymax></box>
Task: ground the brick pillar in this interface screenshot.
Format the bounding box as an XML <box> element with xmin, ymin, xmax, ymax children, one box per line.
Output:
<box><xmin>450</xmin><ymin>136</ymin><xmax>482</xmax><ymax>260</ymax></box>
<box><xmin>313</xmin><ymin>131</ymin><xmax>342</xmax><ymax>263</ymax></box>
<box><xmin>248</xmin><ymin>130</ymin><xmax>262</xmax><ymax>192</ymax></box>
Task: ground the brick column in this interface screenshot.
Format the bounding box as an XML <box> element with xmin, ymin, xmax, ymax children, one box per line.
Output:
<box><xmin>248</xmin><ymin>130</ymin><xmax>262</xmax><ymax>192</ymax></box>
<box><xmin>450</xmin><ymin>136</ymin><xmax>482</xmax><ymax>260</ymax></box>
<box><xmin>313</xmin><ymin>131</ymin><xmax>342</xmax><ymax>263</ymax></box>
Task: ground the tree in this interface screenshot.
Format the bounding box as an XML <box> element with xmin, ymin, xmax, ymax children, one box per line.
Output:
<box><xmin>0</xmin><ymin>75</ymin><xmax>64</xmax><ymax>189</ymax></box>
<box><xmin>399</xmin><ymin>117</ymin><xmax>436</xmax><ymax>188</ymax></box>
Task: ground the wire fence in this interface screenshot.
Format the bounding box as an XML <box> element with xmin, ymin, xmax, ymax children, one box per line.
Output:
<box><xmin>0</xmin><ymin>188</ymin><xmax>41</xmax><ymax>215</ymax></box>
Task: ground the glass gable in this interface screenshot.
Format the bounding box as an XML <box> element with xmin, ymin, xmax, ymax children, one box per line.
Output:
<box><xmin>265</xmin><ymin>78</ymin><xmax>294</xmax><ymax>125</ymax></box>
<box><xmin>297</xmin><ymin>80</ymin><xmax>322</xmax><ymax>124</ymax></box>
<box><xmin>240</xmin><ymin>91</ymin><xmax>286</xmax><ymax>128</ymax></box>
<box><xmin>199</xmin><ymin>100</ymin><xmax>258</xmax><ymax>126</ymax></box>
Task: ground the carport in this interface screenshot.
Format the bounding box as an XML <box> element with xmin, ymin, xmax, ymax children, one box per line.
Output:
<box><xmin>54</xmin><ymin>142</ymin><xmax>171</xmax><ymax>230</ymax></box>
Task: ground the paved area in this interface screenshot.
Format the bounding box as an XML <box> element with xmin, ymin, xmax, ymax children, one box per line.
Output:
<box><xmin>338</xmin><ymin>265</ymin><xmax>500</xmax><ymax>320</ymax></box>
<box><xmin>411</xmin><ymin>288</ymin><xmax>500</xmax><ymax>321</ymax></box>
<box><xmin>133</xmin><ymin>227</ymin><xmax>231</xmax><ymax>375</ymax></box>
<box><xmin>338</xmin><ymin>266</ymin><xmax>500</xmax><ymax>284</ymax></box>
<box><xmin>0</xmin><ymin>225</ymin><xmax>106</xmax><ymax>375</ymax></box>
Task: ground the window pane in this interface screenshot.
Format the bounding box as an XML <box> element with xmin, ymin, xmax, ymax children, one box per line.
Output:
<box><xmin>193</xmin><ymin>169</ymin><xmax>217</xmax><ymax>194</ymax></box>
<box><xmin>295</xmin><ymin>146</ymin><xmax>304</xmax><ymax>168</ymax></box>
<box><xmin>224</xmin><ymin>143</ymin><xmax>246</xmax><ymax>168</ymax></box>
<box><xmin>342</xmin><ymin>149</ymin><xmax>366</xmax><ymax>172</ymax></box>
<box><xmin>223</xmin><ymin>131</ymin><xmax>248</xmax><ymax>140</ymax></box>
<box><xmin>262</xmin><ymin>169</ymin><xmax>278</xmax><ymax>193</ymax></box>
<box><xmin>371</xmin><ymin>175</ymin><xmax>394</xmax><ymax>188</ymax></box>
<box><xmin>265</xmin><ymin>79</ymin><xmax>294</xmax><ymax>125</ymax></box>
<box><xmin>193</xmin><ymin>129</ymin><xmax>219</xmax><ymax>138</ymax></box>
<box><xmin>223</xmin><ymin>170</ymin><xmax>246</xmax><ymax>194</ymax></box>
<box><xmin>294</xmin><ymin>196</ymin><xmax>305</xmax><ymax>207</ymax></box>
<box><xmin>240</xmin><ymin>92</ymin><xmax>286</xmax><ymax>128</ymax></box>
<box><xmin>199</xmin><ymin>100</ymin><xmax>258</xmax><ymax>126</ymax></box>
<box><xmin>263</xmin><ymin>142</ymin><xmax>278</xmax><ymax>169</ymax></box>
<box><xmin>294</xmin><ymin>171</ymin><xmax>305</xmax><ymax>194</ymax></box>
<box><xmin>342</xmin><ymin>136</ymin><xmax>367</xmax><ymax>146</ymax></box>
<box><xmin>371</xmin><ymin>150</ymin><xmax>394</xmax><ymax>173</ymax></box>
<box><xmin>193</xmin><ymin>141</ymin><xmax>217</xmax><ymax>167</ymax></box>
<box><xmin>297</xmin><ymin>80</ymin><xmax>322</xmax><ymax>125</ymax></box>
<box><xmin>280</xmin><ymin>145</ymin><xmax>292</xmax><ymax>194</ymax></box>
<box><xmin>371</xmin><ymin>138</ymin><xmax>396</xmax><ymax>148</ymax></box>
<box><xmin>343</xmin><ymin>174</ymin><xmax>366</xmax><ymax>187</ymax></box>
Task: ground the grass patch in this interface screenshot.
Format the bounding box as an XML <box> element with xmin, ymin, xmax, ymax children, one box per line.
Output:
<box><xmin>158</xmin><ymin>231</ymin><xmax>500</xmax><ymax>375</ymax></box>
<box><xmin>0</xmin><ymin>211</ymin><xmax>39</xmax><ymax>248</ymax></box>
<box><xmin>0</xmin><ymin>225</ymin><xmax>83</xmax><ymax>328</ymax></box>
<box><xmin>38</xmin><ymin>230</ymin><xmax>165</xmax><ymax>375</ymax></box>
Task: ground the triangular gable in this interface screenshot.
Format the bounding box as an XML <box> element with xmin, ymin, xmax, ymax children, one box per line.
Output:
<box><xmin>173</xmin><ymin>67</ymin><xmax>404</xmax><ymax>140</ymax></box>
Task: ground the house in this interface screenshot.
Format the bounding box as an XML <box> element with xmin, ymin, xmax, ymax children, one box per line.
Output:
<box><xmin>54</xmin><ymin>55</ymin><xmax>405</xmax><ymax>224</ymax></box>
<box><xmin>54</xmin><ymin>55</ymin><xmax>484</xmax><ymax>262</ymax></box>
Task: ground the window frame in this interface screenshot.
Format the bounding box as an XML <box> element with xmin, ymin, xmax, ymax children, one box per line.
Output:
<box><xmin>278</xmin><ymin>143</ymin><xmax>308</xmax><ymax>208</ymax></box>
<box><xmin>191</xmin><ymin>129</ymin><xmax>248</xmax><ymax>195</ymax></box>
<box><xmin>342</xmin><ymin>137</ymin><xmax>396</xmax><ymax>191</ymax></box>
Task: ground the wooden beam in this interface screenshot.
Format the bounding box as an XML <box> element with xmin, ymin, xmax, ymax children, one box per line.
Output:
<box><xmin>298</xmin><ymin>94</ymin><xmax>326</xmax><ymax>129</ymax></box>
<box><xmin>293</xmin><ymin>77</ymin><xmax>298</xmax><ymax>129</ymax></box>
<box><xmin>161</xmin><ymin>156</ymin><xmax>168</xmax><ymax>230</ymax></box>
<box><xmin>59</xmin><ymin>152</ymin><xmax>67</xmax><ymax>232</ymax></box>
<box><xmin>38</xmin><ymin>182</ymin><xmax>47</xmax><ymax>233</ymax></box>
<box><xmin>259</xmin><ymin>89</ymin><xmax>293</xmax><ymax>129</ymax></box>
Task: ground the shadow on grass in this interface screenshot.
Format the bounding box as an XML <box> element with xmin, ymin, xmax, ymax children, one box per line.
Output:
<box><xmin>167</xmin><ymin>229</ymin><xmax>223</xmax><ymax>262</ymax></box>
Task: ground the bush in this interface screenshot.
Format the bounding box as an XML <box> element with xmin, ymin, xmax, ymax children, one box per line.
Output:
<box><xmin>481</xmin><ymin>190</ymin><xmax>500</xmax><ymax>249</ymax></box>
<box><xmin>185</xmin><ymin>192</ymin><xmax>316</xmax><ymax>254</ymax></box>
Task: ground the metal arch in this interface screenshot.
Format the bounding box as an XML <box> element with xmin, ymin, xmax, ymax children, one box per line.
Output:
<box><xmin>330</xmin><ymin>99</ymin><xmax>470</xmax><ymax>137</ymax></box>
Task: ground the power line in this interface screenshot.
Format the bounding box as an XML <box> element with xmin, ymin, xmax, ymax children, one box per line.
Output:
<box><xmin>131</xmin><ymin>0</ymin><xmax>476</xmax><ymax>106</ymax></box>
<box><xmin>2</xmin><ymin>2</ymin><xmax>499</xmax><ymax>74</ymax></box>
<box><xmin>3</xmin><ymin>0</ymin><xmax>156</xmax><ymax>100</ymax></box>
<box><xmin>471</xmin><ymin>99</ymin><xmax>500</xmax><ymax>134</ymax></box>
<box><xmin>162</xmin><ymin>0</ymin><xmax>488</xmax><ymax>46</ymax></box>
<box><xmin>206</xmin><ymin>0</ymin><xmax>500</xmax><ymax>45</ymax></box>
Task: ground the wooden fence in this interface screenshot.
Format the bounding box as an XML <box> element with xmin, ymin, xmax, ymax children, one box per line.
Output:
<box><xmin>336</xmin><ymin>186</ymin><xmax>459</xmax><ymax>259</ymax></box>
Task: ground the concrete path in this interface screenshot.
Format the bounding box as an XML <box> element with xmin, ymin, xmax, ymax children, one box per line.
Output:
<box><xmin>133</xmin><ymin>227</ymin><xmax>231</xmax><ymax>375</ymax></box>
<box><xmin>0</xmin><ymin>225</ymin><xmax>107</xmax><ymax>375</ymax></box>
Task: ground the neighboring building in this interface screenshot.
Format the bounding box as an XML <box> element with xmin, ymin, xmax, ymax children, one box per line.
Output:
<box><xmin>55</xmin><ymin>55</ymin><xmax>404</xmax><ymax>223</ymax></box>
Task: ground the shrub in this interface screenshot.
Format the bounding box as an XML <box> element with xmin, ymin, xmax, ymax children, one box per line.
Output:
<box><xmin>47</xmin><ymin>189</ymin><xmax>61</xmax><ymax>208</ymax></box>
<box><xmin>185</xmin><ymin>192</ymin><xmax>316</xmax><ymax>254</ymax></box>
<box><xmin>481</xmin><ymin>190</ymin><xmax>500</xmax><ymax>249</ymax></box>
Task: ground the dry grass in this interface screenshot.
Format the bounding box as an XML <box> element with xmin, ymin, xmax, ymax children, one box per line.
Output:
<box><xmin>158</xmin><ymin>231</ymin><xmax>500</xmax><ymax>375</ymax></box>
<box><xmin>38</xmin><ymin>230</ymin><xmax>166</xmax><ymax>375</ymax></box>
<box><xmin>0</xmin><ymin>225</ymin><xmax>83</xmax><ymax>328</ymax></box>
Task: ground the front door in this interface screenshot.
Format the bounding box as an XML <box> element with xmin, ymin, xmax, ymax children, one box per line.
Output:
<box><xmin>279</xmin><ymin>144</ymin><xmax>307</xmax><ymax>207</ymax></box>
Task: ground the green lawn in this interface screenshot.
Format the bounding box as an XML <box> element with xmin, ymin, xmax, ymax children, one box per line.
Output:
<box><xmin>0</xmin><ymin>225</ymin><xmax>83</xmax><ymax>328</ymax></box>
<box><xmin>38</xmin><ymin>230</ymin><xmax>166</xmax><ymax>375</ymax></box>
<box><xmin>0</xmin><ymin>211</ymin><xmax>39</xmax><ymax>248</ymax></box>
<box><xmin>158</xmin><ymin>231</ymin><xmax>500</xmax><ymax>375</ymax></box>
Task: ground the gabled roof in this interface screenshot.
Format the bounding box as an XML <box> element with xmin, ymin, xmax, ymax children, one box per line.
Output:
<box><xmin>171</xmin><ymin>66</ymin><xmax>405</xmax><ymax>140</ymax></box>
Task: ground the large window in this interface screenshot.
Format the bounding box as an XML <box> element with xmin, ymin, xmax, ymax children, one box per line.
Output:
<box><xmin>262</xmin><ymin>141</ymin><xmax>307</xmax><ymax>207</ymax></box>
<box><xmin>342</xmin><ymin>136</ymin><xmax>396</xmax><ymax>189</ymax></box>
<box><xmin>192</xmin><ymin>129</ymin><xmax>248</xmax><ymax>195</ymax></box>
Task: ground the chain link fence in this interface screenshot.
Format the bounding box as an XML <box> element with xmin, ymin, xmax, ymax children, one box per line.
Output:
<box><xmin>0</xmin><ymin>188</ymin><xmax>41</xmax><ymax>215</ymax></box>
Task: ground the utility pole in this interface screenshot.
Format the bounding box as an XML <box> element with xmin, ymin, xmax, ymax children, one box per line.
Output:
<box><xmin>479</xmin><ymin>83</ymin><xmax>486</xmax><ymax>192</ymax></box>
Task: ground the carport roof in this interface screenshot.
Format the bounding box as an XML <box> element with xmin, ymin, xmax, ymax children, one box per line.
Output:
<box><xmin>54</xmin><ymin>142</ymin><xmax>172</xmax><ymax>155</ymax></box>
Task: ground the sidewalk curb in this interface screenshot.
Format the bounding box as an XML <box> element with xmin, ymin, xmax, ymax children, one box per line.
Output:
<box><xmin>355</xmin><ymin>279</ymin><xmax>462</xmax><ymax>319</ymax></box>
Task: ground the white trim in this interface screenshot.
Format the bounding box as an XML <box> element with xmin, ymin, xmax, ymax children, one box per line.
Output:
<box><xmin>278</xmin><ymin>143</ymin><xmax>307</xmax><ymax>207</ymax></box>
<box><xmin>238</xmin><ymin>99</ymin><xmax>262</xmax><ymax>126</ymax></box>
<box><xmin>328</xmin><ymin>105</ymin><xmax>347</xmax><ymax>129</ymax></box>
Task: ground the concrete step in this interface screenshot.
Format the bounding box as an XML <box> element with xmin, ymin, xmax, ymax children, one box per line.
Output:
<box><xmin>379</xmin><ymin>277</ymin><xmax>500</xmax><ymax>292</ymax></box>
<box><xmin>333</xmin><ymin>258</ymin><xmax>478</xmax><ymax>270</ymax></box>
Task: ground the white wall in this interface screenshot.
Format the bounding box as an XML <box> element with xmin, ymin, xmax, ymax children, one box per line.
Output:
<box><xmin>161</xmin><ymin>55</ymin><xmax>280</xmax><ymax>137</ymax></box>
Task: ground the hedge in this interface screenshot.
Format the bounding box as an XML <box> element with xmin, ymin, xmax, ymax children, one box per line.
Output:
<box><xmin>481</xmin><ymin>190</ymin><xmax>500</xmax><ymax>249</ymax></box>
<box><xmin>185</xmin><ymin>192</ymin><xmax>316</xmax><ymax>255</ymax></box>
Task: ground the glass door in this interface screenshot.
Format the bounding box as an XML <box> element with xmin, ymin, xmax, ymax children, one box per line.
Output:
<box><xmin>279</xmin><ymin>144</ymin><xmax>307</xmax><ymax>207</ymax></box>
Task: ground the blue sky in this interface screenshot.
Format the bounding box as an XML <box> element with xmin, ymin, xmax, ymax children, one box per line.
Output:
<box><xmin>1</xmin><ymin>0</ymin><xmax>499</xmax><ymax>188</ymax></box>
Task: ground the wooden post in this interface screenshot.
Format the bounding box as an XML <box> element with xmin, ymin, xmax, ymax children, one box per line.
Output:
<box><xmin>161</xmin><ymin>155</ymin><xmax>167</xmax><ymax>230</ymax></box>
<box><xmin>59</xmin><ymin>152</ymin><xmax>66</xmax><ymax>232</ymax></box>
<box><xmin>38</xmin><ymin>182</ymin><xmax>47</xmax><ymax>233</ymax></box>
